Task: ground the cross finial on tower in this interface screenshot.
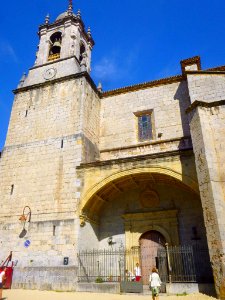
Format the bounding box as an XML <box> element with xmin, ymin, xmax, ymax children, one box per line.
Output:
<box><xmin>68</xmin><ymin>0</ymin><xmax>73</xmax><ymax>14</ymax></box>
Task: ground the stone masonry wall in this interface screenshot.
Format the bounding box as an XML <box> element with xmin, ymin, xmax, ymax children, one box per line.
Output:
<box><xmin>100</xmin><ymin>80</ymin><xmax>191</xmax><ymax>160</ymax></box>
<box><xmin>79</xmin><ymin>80</ymin><xmax>100</xmax><ymax>162</ymax></box>
<box><xmin>0</xmin><ymin>132</ymin><xmax>81</xmax><ymax>288</ymax></box>
<box><xmin>6</xmin><ymin>79</ymin><xmax>83</xmax><ymax>146</ymax></box>
<box><xmin>187</xmin><ymin>73</ymin><xmax>225</xmax><ymax>104</ymax></box>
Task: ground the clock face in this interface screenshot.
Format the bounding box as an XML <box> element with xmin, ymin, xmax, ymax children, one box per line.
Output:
<box><xmin>44</xmin><ymin>68</ymin><xmax>57</xmax><ymax>80</ymax></box>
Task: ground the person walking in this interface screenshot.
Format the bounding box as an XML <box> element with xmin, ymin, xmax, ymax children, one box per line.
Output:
<box><xmin>0</xmin><ymin>267</ymin><xmax>7</xmax><ymax>300</ymax></box>
<box><xmin>149</xmin><ymin>267</ymin><xmax>161</xmax><ymax>300</ymax></box>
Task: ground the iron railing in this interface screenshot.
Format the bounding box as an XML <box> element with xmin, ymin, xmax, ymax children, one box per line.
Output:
<box><xmin>158</xmin><ymin>245</ymin><xmax>214</xmax><ymax>283</ymax></box>
<box><xmin>158</xmin><ymin>245</ymin><xmax>196</xmax><ymax>282</ymax></box>
<box><xmin>77</xmin><ymin>245</ymin><xmax>213</xmax><ymax>284</ymax></box>
<box><xmin>77</xmin><ymin>248</ymin><xmax>140</xmax><ymax>283</ymax></box>
<box><xmin>193</xmin><ymin>245</ymin><xmax>214</xmax><ymax>283</ymax></box>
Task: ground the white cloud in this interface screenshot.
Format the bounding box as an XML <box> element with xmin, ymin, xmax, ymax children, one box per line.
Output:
<box><xmin>93</xmin><ymin>57</ymin><xmax>118</xmax><ymax>81</ymax></box>
<box><xmin>0</xmin><ymin>40</ymin><xmax>19</xmax><ymax>63</ymax></box>
<box><xmin>156</xmin><ymin>61</ymin><xmax>180</xmax><ymax>78</ymax></box>
<box><xmin>92</xmin><ymin>46</ymin><xmax>141</xmax><ymax>85</ymax></box>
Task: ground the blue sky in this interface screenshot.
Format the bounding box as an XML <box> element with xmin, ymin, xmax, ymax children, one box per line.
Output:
<box><xmin>1</xmin><ymin>0</ymin><xmax>225</xmax><ymax>150</ymax></box>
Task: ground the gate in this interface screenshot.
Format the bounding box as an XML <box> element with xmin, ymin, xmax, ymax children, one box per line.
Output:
<box><xmin>157</xmin><ymin>245</ymin><xmax>214</xmax><ymax>284</ymax></box>
<box><xmin>158</xmin><ymin>245</ymin><xmax>196</xmax><ymax>283</ymax></box>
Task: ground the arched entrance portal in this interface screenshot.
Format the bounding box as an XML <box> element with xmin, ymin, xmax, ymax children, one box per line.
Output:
<box><xmin>77</xmin><ymin>169</ymin><xmax>214</xmax><ymax>291</ymax></box>
<box><xmin>139</xmin><ymin>231</ymin><xmax>166</xmax><ymax>284</ymax></box>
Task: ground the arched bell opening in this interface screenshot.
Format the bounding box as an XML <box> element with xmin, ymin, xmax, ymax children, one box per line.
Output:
<box><xmin>79</xmin><ymin>42</ymin><xmax>86</xmax><ymax>64</ymax></box>
<box><xmin>48</xmin><ymin>32</ymin><xmax>62</xmax><ymax>61</ymax></box>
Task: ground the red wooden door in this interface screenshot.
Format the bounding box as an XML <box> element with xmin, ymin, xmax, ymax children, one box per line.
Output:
<box><xmin>139</xmin><ymin>231</ymin><xmax>166</xmax><ymax>284</ymax></box>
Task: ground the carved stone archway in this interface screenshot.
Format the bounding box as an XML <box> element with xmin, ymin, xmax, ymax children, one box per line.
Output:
<box><xmin>79</xmin><ymin>166</ymin><xmax>199</xmax><ymax>224</ymax></box>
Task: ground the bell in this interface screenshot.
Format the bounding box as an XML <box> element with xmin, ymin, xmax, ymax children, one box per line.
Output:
<box><xmin>51</xmin><ymin>40</ymin><xmax>61</xmax><ymax>54</ymax></box>
<box><xmin>53</xmin><ymin>40</ymin><xmax>61</xmax><ymax>48</ymax></box>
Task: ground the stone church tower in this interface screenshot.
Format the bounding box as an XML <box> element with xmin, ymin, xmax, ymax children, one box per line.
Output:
<box><xmin>0</xmin><ymin>2</ymin><xmax>100</xmax><ymax>290</ymax></box>
<box><xmin>0</xmin><ymin>2</ymin><xmax>225</xmax><ymax>299</ymax></box>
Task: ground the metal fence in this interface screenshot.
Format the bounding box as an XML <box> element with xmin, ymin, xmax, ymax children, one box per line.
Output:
<box><xmin>158</xmin><ymin>245</ymin><xmax>214</xmax><ymax>283</ymax></box>
<box><xmin>77</xmin><ymin>245</ymin><xmax>213</xmax><ymax>284</ymax></box>
<box><xmin>158</xmin><ymin>245</ymin><xmax>196</xmax><ymax>282</ymax></box>
<box><xmin>193</xmin><ymin>245</ymin><xmax>214</xmax><ymax>283</ymax></box>
<box><xmin>77</xmin><ymin>248</ymin><xmax>139</xmax><ymax>283</ymax></box>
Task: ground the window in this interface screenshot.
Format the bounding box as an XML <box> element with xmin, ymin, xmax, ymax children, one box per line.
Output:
<box><xmin>134</xmin><ymin>110</ymin><xmax>154</xmax><ymax>141</ymax></box>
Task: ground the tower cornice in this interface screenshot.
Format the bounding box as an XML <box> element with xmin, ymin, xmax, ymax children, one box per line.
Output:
<box><xmin>13</xmin><ymin>71</ymin><xmax>100</xmax><ymax>96</ymax></box>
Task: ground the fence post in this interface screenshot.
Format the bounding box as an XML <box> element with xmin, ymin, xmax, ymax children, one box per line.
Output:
<box><xmin>165</xmin><ymin>243</ymin><xmax>172</xmax><ymax>283</ymax></box>
<box><xmin>97</xmin><ymin>260</ymin><xmax>100</xmax><ymax>278</ymax></box>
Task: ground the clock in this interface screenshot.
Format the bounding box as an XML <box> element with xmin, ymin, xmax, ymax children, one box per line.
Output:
<box><xmin>43</xmin><ymin>67</ymin><xmax>57</xmax><ymax>80</ymax></box>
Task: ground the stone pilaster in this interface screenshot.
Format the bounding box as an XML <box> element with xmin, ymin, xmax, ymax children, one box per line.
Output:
<box><xmin>186</xmin><ymin>69</ymin><xmax>225</xmax><ymax>299</ymax></box>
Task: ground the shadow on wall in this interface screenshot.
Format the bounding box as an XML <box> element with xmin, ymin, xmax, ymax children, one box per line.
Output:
<box><xmin>174</xmin><ymin>81</ymin><xmax>192</xmax><ymax>143</ymax></box>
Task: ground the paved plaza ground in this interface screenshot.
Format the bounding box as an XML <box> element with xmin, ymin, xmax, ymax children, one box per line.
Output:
<box><xmin>3</xmin><ymin>290</ymin><xmax>217</xmax><ymax>300</ymax></box>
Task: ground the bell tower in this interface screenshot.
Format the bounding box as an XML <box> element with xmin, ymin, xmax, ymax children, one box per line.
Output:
<box><xmin>22</xmin><ymin>1</ymin><xmax>94</xmax><ymax>87</ymax></box>
<box><xmin>0</xmin><ymin>1</ymin><xmax>100</xmax><ymax>290</ymax></box>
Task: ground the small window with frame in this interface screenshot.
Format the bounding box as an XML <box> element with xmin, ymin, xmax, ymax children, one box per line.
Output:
<box><xmin>134</xmin><ymin>110</ymin><xmax>154</xmax><ymax>142</ymax></box>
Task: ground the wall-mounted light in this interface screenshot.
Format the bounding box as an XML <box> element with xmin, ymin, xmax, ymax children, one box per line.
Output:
<box><xmin>158</xmin><ymin>132</ymin><xmax>163</xmax><ymax>138</ymax></box>
<box><xmin>108</xmin><ymin>237</ymin><xmax>113</xmax><ymax>245</ymax></box>
<box><xmin>19</xmin><ymin>206</ymin><xmax>32</xmax><ymax>238</ymax></box>
<box><xmin>108</xmin><ymin>237</ymin><xmax>116</xmax><ymax>246</ymax></box>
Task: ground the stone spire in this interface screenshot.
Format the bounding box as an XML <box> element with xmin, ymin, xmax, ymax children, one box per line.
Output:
<box><xmin>77</xmin><ymin>9</ymin><xmax>81</xmax><ymax>19</ymax></box>
<box><xmin>45</xmin><ymin>14</ymin><xmax>50</xmax><ymax>24</ymax></box>
<box><xmin>87</xmin><ymin>27</ymin><xmax>92</xmax><ymax>38</ymax></box>
<box><xmin>97</xmin><ymin>82</ymin><xmax>103</xmax><ymax>93</ymax></box>
<box><xmin>68</xmin><ymin>0</ymin><xmax>73</xmax><ymax>15</ymax></box>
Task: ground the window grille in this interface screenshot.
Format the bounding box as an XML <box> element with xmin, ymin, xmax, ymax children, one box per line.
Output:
<box><xmin>138</xmin><ymin>114</ymin><xmax>153</xmax><ymax>141</ymax></box>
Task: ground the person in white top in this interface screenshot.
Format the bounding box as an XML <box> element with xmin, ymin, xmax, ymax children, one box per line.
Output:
<box><xmin>0</xmin><ymin>267</ymin><xmax>7</xmax><ymax>300</ymax></box>
<box><xmin>134</xmin><ymin>262</ymin><xmax>141</xmax><ymax>282</ymax></box>
<box><xmin>149</xmin><ymin>267</ymin><xmax>162</xmax><ymax>300</ymax></box>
